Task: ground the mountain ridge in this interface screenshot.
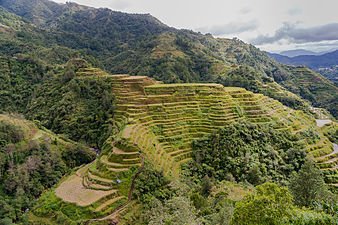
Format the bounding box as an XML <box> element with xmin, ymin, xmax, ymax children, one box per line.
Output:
<box><xmin>280</xmin><ymin>49</ymin><xmax>318</xmax><ymax>57</ymax></box>
<box><xmin>269</xmin><ymin>50</ymin><xmax>338</xmax><ymax>68</ymax></box>
<box><xmin>1</xmin><ymin>0</ymin><xmax>337</xmax><ymax>119</ymax></box>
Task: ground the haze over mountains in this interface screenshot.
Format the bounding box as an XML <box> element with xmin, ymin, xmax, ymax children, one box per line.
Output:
<box><xmin>269</xmin><ymin>50</ymin><xmax>338</xmax><ymax>84</ymax></box>
<box><xmin>270</xmin><ymin>49</ymin><xmax>338</xmax><ymax>66</ymax></box>
<box><xmin>278</xmin><ymin>49</ymin><xmax>337</xmax><ymax>57</ymax></box>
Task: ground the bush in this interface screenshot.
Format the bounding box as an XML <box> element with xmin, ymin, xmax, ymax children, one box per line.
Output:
<box><xmin>190</xmin><ymin>122</ymin><xmax>306</xmax><ymax>185</ymax></box>
<box><xmin>133</xmin><ymin>164</ymin><xmax>173</xmax><ymax>204</ymax></box>
<box><xmin>232</xmin><ymin>182</ymin><xmax>293</xmax><ymax>225</ymax></box>
<box><xmin>62</xmin><ymin>145</ymin><xmax>96</xmax><ymax>167</ymax></box>
<box><xmin>289</xmin><ymin>159</ymin><xmax>330</xmax><ymax>207</ymax></box>
<box><xmin>0</xmin><ymin>121</ymin><xmax>24</xmax><ymax>146</ymax></box>
<box><xmin>288</xmin><ymin>209</ymin><xmax>337</xmax><ymax>225</ymax></box>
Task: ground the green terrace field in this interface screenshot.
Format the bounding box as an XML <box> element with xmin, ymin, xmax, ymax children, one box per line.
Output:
<box><xmin>30</xmin><ymin>67</ymin><xmax>337</xmax><ymax>223</ymax></box>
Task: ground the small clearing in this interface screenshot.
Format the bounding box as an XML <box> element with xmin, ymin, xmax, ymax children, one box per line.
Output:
<box><xmin>55</xmin><ymin>174</ymin><xmax>116</xmax><ymax>207</ymax></box>
<box><xmin>316</xmin><ymin>119</ymin><xmax>332</xmax><ymax>127</ymax></box>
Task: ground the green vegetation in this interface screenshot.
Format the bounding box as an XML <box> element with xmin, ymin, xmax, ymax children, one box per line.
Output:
<box><xmin>190</xmin><ymin>121</ymin><xmax>306</xmax><ymax>185</ymax></box>
<box><xmin>0</xmin><ymin>1</ymin><xmax>337</xmax><ymax>224</ymax></box>
<box><xmin>0</xmin><ymin>56</ymin><xmax>51</xmax><ymax>113</ymax></box>
<box><xmin>217</xmin><ymin>65</ymin><xmax>309</xmax><ymax>111</ymax></box>
<box><xmin>322</xmin><ymin>123</ymin><xmax>338</xmax><ymax>143</ymax></box>
<box><xmin>133</xmin><ymin>164</ymin><xmax>173</xmax><ymax>204</ymax></box>
<box><xmin>289</xmin><ymin>159</ymin><xmax>330</xmax><ymax>207</ymax></box>
<box><xmin>283</xmin><ymin>66</ymin><xmax>338</xmax><ymax>118</ymax></box>
<box><xmin>27</xmin><ymin>60</ymin><xmax>115</xmax><ymax>148</ymax></box>
<box><xmin>233</xmin><ymin>182</ymin><xmax>293</xmax><ymax>225</ymax></box>
<box><xmin>1</xmin><ymin>70</ymin><xmax>336</xmax><ymax>224</ymax></box>
<box><xmin>122</xmin><ymin>164</ymin><xmax>338</xmax><ymax>225</ymax></box>
<box><xmin>233</xmin><ymin>182</ymin><xmax>337</xmax><ymax>225</ymax></box>
<box><xmin>0</xmin><ymin>114</ymin><xmax>95</xmax><ymax>224</ymax></box>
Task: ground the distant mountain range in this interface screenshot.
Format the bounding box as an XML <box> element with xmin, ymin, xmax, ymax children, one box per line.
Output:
<box><xmin>279</xmin><ymin>49</ymin><xmax>318</xmax><ymax>57</ymax></box>
<box><xmin>277</xmin><ymin>49</ymin><xmax>337</xmax><ymax>57</ymax></box>
<box><xmin>269</xmin><ymin>50</ymin><xmax>338</xmax><ymax>84</ymax></box>
<box><xmin>269</xmin><ymin>50</ymin><xmax>338</xmax><ymax>68</ymax></box>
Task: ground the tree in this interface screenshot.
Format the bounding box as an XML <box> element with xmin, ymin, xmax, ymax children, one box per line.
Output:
<box><xmin>201</xmin><ymin>175</ymin><xmax>212</xmax><ymax>197</ymax></box>
<box><xmin>191</xmin><ymin>122</ymin><xmax>305</xmax><ymax>185</ymax></box>
<box><xmin>147</xmin><ymin>197</ymin><xmax>202</xmax><ymax>225</ymax></box>
<box><xmin>289</xmin><ymin>159</ymin><xmax>329</xmax><ymax>207</ymax></box>
<box><xmin>232</xmin><ymin>182</ymin><xmax>293</xmax><ymax>225</ymax></box>
<box><xmin>63</xmin><ymin>69</ymin><xmax>75</xmax><ymax>83</ymax></box>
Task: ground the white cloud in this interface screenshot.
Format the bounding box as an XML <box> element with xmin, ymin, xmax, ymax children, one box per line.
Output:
<box><xmin>198</xmin><ymin>20</ymin><xmax>258</xmax><ymax>36</ymax></box>
<box><xmin>287</xmin><ymin>7</ymin><xmax>302</xmax><ymax>16</ymax></box>
<box><xmin>251</xmin><ymin>23</ymin><xmax>338</xmax><ymax>45</ymax></box>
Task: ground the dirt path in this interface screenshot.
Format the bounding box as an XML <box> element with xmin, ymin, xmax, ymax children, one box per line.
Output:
<box><xmin>334</xmin><ymin>144</ymin><xmax>338</xmax><ymax>154</ymax></box>
<box><xmin>316</xmin><ymin>119</ymin><xmax>332</xmax><ymax>127</ymax></box>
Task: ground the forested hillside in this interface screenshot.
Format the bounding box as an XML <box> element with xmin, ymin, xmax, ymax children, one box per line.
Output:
<box><xmin>0</xmin><ymin>114</ymin><xmax>95</xmax><ymax>223</ymax></box>
<box><xmin>1</xmin><ymin>0</ymin><xmax>337</xmax><ymax>118</ymax></box>
<box><xmin>269</xmin><ymin>51</ymin><xmax>338</xmax><ymax>85</ymax></box>
<box><xmin>27</xmin><ymin>70</ymin><xmax>338</xmax><ymax>224</ymax></box>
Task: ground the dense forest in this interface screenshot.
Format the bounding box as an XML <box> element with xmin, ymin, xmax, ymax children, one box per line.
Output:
<box><xmin>0</xmin><ymin>115</ymin><xmax>95</xmax><ymax>223</ymax></box>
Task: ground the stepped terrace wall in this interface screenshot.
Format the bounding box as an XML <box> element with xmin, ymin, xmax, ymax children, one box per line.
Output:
<box><xmin>107</xmin><ymin>75</ymin><xmax>334</xmax><ymax>178</ymax></box>
<box><xmin>42</xmin><ymin>70</ymin><xmax>336</xmax><ymax>223</ymax></box>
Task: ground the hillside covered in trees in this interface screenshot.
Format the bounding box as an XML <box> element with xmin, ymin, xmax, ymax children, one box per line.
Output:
<box><xmin>0</xmin><ymin>0</ymin><xmax>337</xmax><ymax>118</ymax></box>
<box><xmin>0</xmin><ymin>114</ymin><xmax>95</xmax><ymax>223</ymax></box>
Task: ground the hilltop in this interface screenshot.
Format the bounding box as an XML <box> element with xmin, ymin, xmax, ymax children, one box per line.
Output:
<box><xmin>0</xmin><ymin>0</ymin><xmax>337</xmax><ymax>118</ymax></box>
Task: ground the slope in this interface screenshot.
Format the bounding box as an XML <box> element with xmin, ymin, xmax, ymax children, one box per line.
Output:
<box><xmin>270</xmin><ymin>50</ymin><xmax>338</xmax><ymax>69</ymax></box>
<box><xmin>0</xmin><ymin>113</ymin><xmax>95</xmax><ymax>223</ymax></box>
<box><xmin>1</xmin><ymin>0</ymin><xmax>337</xmax><ymax>118</ymax></box>
<box><xmin>29</xmin><ymin>67</ymin><xmax>336</xmax><ymax>224</ymax></box>
<box><xmin>269</xmin><ymin>51</ymin><xmax>338</xmax><ymax>85</ymax></box>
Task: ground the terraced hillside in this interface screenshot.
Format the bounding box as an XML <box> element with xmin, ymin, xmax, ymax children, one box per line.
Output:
<box><xmin>31</xmin><ymin>68</ymin><xmax>337</xmax><ymax>223</ymax></box>
<box><xmin>109</xmin><ymin>74</ymin><xmax>334</xmax><ymax>175</ymax></box>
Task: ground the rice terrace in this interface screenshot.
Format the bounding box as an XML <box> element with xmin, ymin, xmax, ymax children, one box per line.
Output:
<box><xmin>0</xmin><ymin>0</ymin><xmax>337</xmax><ymax>224</ymax></box>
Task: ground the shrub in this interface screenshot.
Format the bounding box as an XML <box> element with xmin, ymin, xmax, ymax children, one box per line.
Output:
<box><xmin>289</xmin><ymin>159</ymin><xmax>330</xmax><ymax>207</ymax></box>
<box><xmin>232</xmin><ymin>182</ymin><xmax>293</xmax><ymax>225</ymax></box>
<box><xmin>190</xmin><ymin>121</ymin><xmax>306</xmax><ymax>185</ymax></box>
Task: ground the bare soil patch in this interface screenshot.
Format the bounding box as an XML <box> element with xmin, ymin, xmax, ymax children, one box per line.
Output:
<box><xmin>55</xmin><ymin>174</ymin><xmax>116</xmax><ymax>207</ymax></box>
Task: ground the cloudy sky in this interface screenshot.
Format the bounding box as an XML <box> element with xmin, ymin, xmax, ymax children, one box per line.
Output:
<box><xmin>52</xmin><ymin>0</ymin><xmax>338</xmax><ymax>53</ymax></box>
